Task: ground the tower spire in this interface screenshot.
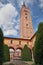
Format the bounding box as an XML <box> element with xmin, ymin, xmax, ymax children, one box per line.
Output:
<box><xmin>22</xmin><ymin>2</ymin><xmax>26</xmax><ymax>7</ymax></box>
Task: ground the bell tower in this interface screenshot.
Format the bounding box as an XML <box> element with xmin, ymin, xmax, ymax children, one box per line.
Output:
<box><xmin>20</xmin><ymin>3</ymin><xmax>34</xmax><ymax>39</ymax></box>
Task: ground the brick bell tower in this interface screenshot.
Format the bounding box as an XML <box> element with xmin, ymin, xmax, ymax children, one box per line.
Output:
<box><xmin>20</xmin><ymin>3</ymin><xmax>34</xmax><ymax>39</ymax></box>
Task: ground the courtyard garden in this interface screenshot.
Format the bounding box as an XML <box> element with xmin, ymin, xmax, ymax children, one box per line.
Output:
<box><xmin>0</xmin><ymin>22</ymin><xmax>43</xmax><ymax>65</ymax></box>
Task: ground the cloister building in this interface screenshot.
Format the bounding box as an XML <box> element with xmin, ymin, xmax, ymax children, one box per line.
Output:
<box><xmin>4</xmin><ymin>3</ymin><xmax>36</xmax><ymax>60</ymax></box>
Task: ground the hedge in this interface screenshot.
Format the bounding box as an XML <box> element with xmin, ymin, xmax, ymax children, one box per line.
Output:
<box><xmin>21</xmin><ymin>45</ymin><xmax>32</xmax><ymax>61</ymax></box>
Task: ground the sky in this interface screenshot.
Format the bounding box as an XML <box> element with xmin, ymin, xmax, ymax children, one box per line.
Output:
<box><xmin>0</xmin><ymin>0</ymin><xmax>43</xmax><ymax>38</ymax></box>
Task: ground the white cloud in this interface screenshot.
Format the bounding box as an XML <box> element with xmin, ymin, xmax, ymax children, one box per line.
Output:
<box><xmin>39</xmin><ymin>0</ymin><xmax>43</xmax><ymax>8</ymax></box>
<box><xmin>7</xmin><ymin>0</ymin><xmax>15</xmax><ymax>5</ymax></box>
<box><xmin>4</xmin><ymin>29</ymin><xmax>18</xmax><ymax>36</ymax></box>
<box><xmin>0</xmin><ymin>4</ymin><xmax>18</xmax><ymax>25</ymax></box>
<box><xmin>15</xmin><ymin>25</ymin><xmax>19</xmax><ymax>30</ymax></box>
<box><xmin>0</xmin><ymin>2</ymin><xmax>5</xmax><ymax>8</ymax></box>
<box><xmin>0</xmin><ymin>3</ymin><xmax>18</xmax><ymax>36</ymax></box>
<box><xmin>17</xmin><ymin>0</ymin><xmax>23</xmax><ymax>7</ymax></box>
<box><xmin>17</xmin><ymin>0</ymin><xmax>34</xmax><ymax>7</ymax></box>
<box><xmin>25</xmin><ymin>0</ymin><xmax>34</xmax><ymax>4</ymax></box>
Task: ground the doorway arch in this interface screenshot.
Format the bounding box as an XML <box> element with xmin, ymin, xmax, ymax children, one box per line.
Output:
<box><xmin>9</xmin><ymin>47</ymin><xmax>15</xmax><ymax>60</ymax></box>
<box><xmin>15</xmin><ymin>48</ymin><xmax>22</xmax><ymax>59</ymax></box>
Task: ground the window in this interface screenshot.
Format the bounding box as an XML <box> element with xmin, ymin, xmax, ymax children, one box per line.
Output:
<box><xmin>26</xmin><ymin>24</ymin><xmax>28</xmax><ymax>26</ymax></box>
<box><xmin>24</xmin><ymin>10</ymin><xmax>28</xmax><ymax>12</ymax></box>
<box><xmin>27</xmin><ymin>41</ymin><xmax>28</xmax><ymax>45</ymax></box>
<box><xmin>25</xmin><ymin>16</ymin><xmax>27</xmax><ymax>19</ymax></box>
<box><xmin>19</xmin><ymin>41</ymin><xmax>21</xmax><ymax>45</ymax></box>
<box><xmin>10</xmin><ymin>40</ymin><xmax>13</xmax><ymax>44</ymax></box>
<box><xmin>25</xmin><ymin>13</ymin><xmax>27</xmax><ymax>15</ymax></box>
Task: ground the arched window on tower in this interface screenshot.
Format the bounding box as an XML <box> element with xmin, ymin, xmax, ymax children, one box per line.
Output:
<box><xmin>25</xmin><ymin>13</ymin><xmax>27</xmax><ymax>15</ymax></box>
<box><xmin>26</xmin><ymin>23</ymin><xmax>28</xmax><ymax>26</ymax></box>
<box><xmin>25</xmin><ymin>16</ymin><xmax>27</xmax><ymax>19</ymax></box>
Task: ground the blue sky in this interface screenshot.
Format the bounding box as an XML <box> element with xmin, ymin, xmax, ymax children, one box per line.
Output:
<box><xmin>0</xmin><ymin>0</ymin><xmax>43</xmax><ymax>38</ymax></box>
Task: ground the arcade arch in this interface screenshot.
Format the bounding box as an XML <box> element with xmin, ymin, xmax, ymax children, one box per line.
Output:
<box><xmin>9</xmin><ymin>47</ymin><xmax>15</xmax><ymax>60</ymax></box>
<box><xmin>15</xmin><ymin>48</ymin><xmax>22</xmax><ymax>57</ymax></box>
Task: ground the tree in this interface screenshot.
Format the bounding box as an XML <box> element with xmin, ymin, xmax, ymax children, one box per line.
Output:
<box><xmin>21</xmin><ymin>44</ymin><xmax>32</xmax><ymax>61</ymax></box>
<box><xmin>0</xmin><ymin>28</ymin><xmax>4</xmax><ymax>65</ymax></box>
<box><xmin>4</xmin><ymin>44</ymin><xmax>10</xmax><ymax>62</ymax></box>
<box><xmin>34</xmin><ymin>22</ymin><xmax>43</xmax><ymax>65</ymax></box>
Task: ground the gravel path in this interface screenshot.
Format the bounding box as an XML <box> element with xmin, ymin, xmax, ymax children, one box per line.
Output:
<box><xmin>3</xmin><ymin>60</ymin><xmax>34</xmax><ymax>65</ymax></box>
<box><xmin>10</xmin><ymin>60</ymin><xmax>29</xmax><ymax>65</ymax></box>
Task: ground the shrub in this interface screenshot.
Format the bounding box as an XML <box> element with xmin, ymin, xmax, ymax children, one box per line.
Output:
<box><xmin>21</xmin><ymin>44</ymin><xmax>32</xmax><ymax>61</ymax></box>
<box><xmin>0</xmin><ymin>28</ymin><xmax>4</xmax><ymax>65</ymax></box>
<box><xmin>4</xmin><ymin>44</ymin><xmax>10</xmax><ymax>62</ymax></box>
<box><xmin>34</xmin><ymin>22</ymin><xmax>43</xmax><ymax>65</ymax></box>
